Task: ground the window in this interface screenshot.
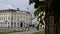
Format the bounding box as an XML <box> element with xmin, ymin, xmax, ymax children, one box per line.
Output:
<box><xmin>17</xmin><ymin>16</ymin><xmax>19</xmax><ymax>20</ymax></box>
<box><xmin>15</xmin><ymin>14</ymin><xmax>16</xmax><ymax>15</ymax></box>
<box><xmin>21</xmin><ymin>15</ymin><xmax>22</xmax><ymax>18</ymax></box>
<box><xmin>24</xmin><ymin>16</ymin><xmax>25</xmax><ymax>19</ymax></box>
<box><xmin>4</xmin><ymin>17</ymin><xmax>5</xmax><ymax>20</ymax></box>
<box><xmin>11</xmin><ymin>16</ymin><xmax>13</xmax><ymax>20</ymax></box>
<box><xmin>8</xmin><ymin>17</ymin><xmax>10</xmax><ymax>20</ymax></box>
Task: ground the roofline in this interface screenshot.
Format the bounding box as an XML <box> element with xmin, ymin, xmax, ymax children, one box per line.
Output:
<box><xmin>0</xmin><ymin>9</ymin><xmax>32</xmax><ymax>15</ymax></box>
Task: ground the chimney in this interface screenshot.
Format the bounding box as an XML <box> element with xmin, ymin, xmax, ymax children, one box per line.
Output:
<box><xmin>17</xmin><ymin>8</ymin><xmax>19</xmax><ymax>11</ymax></box>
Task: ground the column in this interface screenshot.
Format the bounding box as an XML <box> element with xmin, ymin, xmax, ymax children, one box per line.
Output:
<box><xmin>23</xmin><ymin>22</ymin><xmax>24</xmax><ymax>28</ymax></box>
<box><xmin>24</xmin><ymin>23</ymin><xmax>25</xmax><ymax>28</ymax></box>
<box><xmin>13</xmin><ymin>22</ymin><xmax>14</xmax><ymax>28</ymax></box>
<box><xmin>16</xmin><ymin>22</ymin><xmax>18</xmax><ymax>28</ymax></box>
<box><xmin>17</xmin><ymin>22</ymin><xmax>19</xmax><ymax>28</ymax></box>
<box><xmin>19</xmin><ymin>22</ymin><xmax>20</xmax><ymax>28</ymax></box>
<box><xmin>7</xmin><ymin>22</ymin><xmax>8</xmax><ymax>27</ymax></box>
<box><xmin>16</xmin><ymin>22</ymin><xmax>17</xmax><ymax>28</ymax></box>
<box><xmin>10</xmin><ymin>22</ymin><xmax>11</xmax><ymax>28</ymax></box>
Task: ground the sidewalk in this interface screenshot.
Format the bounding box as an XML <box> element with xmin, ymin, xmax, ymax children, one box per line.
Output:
<box><xmin>9</xmin><ymin>30</ymin><xmax>38</xmax><ymax>34</ymax></box>
<box><xmin>9</xmin><ymin>27</ymin><xmax>38</xmax><ymax>34</ymax></box>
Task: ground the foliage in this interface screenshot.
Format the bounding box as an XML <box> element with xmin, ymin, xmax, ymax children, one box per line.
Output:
<box><xmin>29</xmin><ymin>0</ymin><xmax>46</xmax><ymax>25</ymax></box>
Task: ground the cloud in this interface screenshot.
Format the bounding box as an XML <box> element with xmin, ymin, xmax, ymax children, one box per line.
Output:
<box><xmin>0</xmin><ymin>0</ymin><xmax>35</xmax><ymax>18</ymax></box>
<box><xmin>0</xmin><ymin>4</ymin><xmax>14</xmax><ymax>10</ymax></box>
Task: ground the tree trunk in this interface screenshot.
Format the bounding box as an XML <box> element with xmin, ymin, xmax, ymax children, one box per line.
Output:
<box><xmin>44</xmin><ymin>0</ymin><xmax>60</xmax><ymax>33</ymax></box>
<box><xmin>54</xmin><ymin>12</ymin><xmax>60</xmax><ymax>34</ymax></box>
<box><xmin>45</xmin><ymin>11</ymin><xmax>55</xmax><ymax>34</ymax></box>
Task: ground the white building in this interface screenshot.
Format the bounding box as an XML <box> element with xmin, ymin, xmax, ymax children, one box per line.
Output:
<box><xmin>0</xmin><ymin>8</ymin><xmax>32</xmax><ymax>28</ymax></box>
<box><xmin>32</xmin><ymin>17</ymin><xmax>45</xmax><ymax>29</ymax></box>
<box><xmin>32</xmin><ymin>18</ymin><xmax>39</xmax><ymax>26</ymax></box>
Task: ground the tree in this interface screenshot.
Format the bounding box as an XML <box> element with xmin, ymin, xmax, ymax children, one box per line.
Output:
<box><xmin>29</xmin><ymin>0</ymin><xmax>46</xmax><ymax>30</ymax></box>
<box><xmin>29</xmin><ymin>0</ymin><xmax>60</xmax><ymax>34</ymax></box>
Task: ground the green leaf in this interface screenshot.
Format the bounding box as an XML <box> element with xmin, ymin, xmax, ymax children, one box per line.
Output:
<box><xmin>29</xmin><ymin>0</ymin><xmax>45</xmax><ymax>25</ymax></box>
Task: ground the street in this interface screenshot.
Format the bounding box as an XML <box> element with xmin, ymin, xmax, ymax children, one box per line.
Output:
<box><xmin>9</xmin><ymin>27</ymin><xmax>38</xmax><ymax>34</ymax></box>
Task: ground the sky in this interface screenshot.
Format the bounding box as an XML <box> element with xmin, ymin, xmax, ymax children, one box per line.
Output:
<box><xmin>0</xmin><ymin>0</ymin><xmax>35</xmax><ymax>18</ymax></box>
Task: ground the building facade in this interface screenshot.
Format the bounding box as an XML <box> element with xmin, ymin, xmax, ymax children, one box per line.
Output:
<box><xmin>32</xmin><ymin>17</ymin><xmax>39</xmax><ymax>26</ymax></box>
<box><xmin>0</xmin><ymin>9</ymin><xmax>32</xmax><ymax>28</ymax></box>
<box><xmin>32</xmin><ymin>17</ymin><xmax>45</xmax><ymax>29</ymax></box>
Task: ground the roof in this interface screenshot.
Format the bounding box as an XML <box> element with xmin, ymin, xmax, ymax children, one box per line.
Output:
<box><xmin>0</xmin><ymin>9</ymin><xmax>32</xmax><ymax>15</ymax></box>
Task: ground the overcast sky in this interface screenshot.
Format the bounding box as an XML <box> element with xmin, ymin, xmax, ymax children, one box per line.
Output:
<box><xmin>0</xmin><ymin>0</ymin><xmax>35</xmax><ymax>18</ymax></box>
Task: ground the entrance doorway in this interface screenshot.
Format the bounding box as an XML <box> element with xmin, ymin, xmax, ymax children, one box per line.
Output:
<box><xmin>20</xmin><ymin>23</ymin><xmax>23</xmax><ymax>27</ymax></box>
